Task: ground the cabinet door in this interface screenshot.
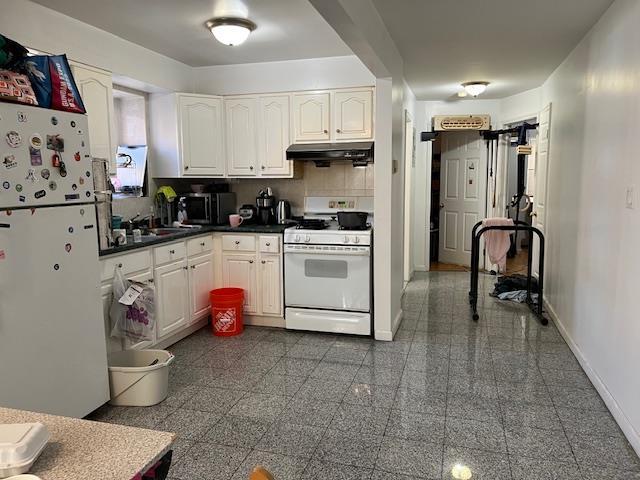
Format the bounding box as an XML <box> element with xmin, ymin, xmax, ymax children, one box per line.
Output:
<box><xmin>293</xmin><ymin>92</ymin><xmax>330</xmax><ymax>142</ymax></box>
<box><xmin>154</xmin><ymin>260</ymin><xmax>189</xmax><ymax>339</ymax></box>
<box><xmin>71</xmin><ymin>64</ymin><xmax>117</xmax><ymax>173</ymax></box>
<box><xmin>259</xmin><ymin>255</ymin><xmax>282</xmax><ymax>316</ymax></box>
<box><xmin>259</xmin><ymin>95</ymin><xmax>292</xmax><ymax>176</ymax></box>
<box><xmin>179</xmin><ymin>95</ymin><xmax>224</xmax><ymax>176</ymax></box>
<box><xmin>225</xmin><ymin>97</ymin><xmax>258</xmax><ymax>176</ymax></box>
<box><xmin>222</xmin><ymin>254</ymin><xmax>257</xmax><ymax>314</ymax></box>
<box><xmin>333</xmin><ymin>89</ymin><xmax>373</xmax><ymax>140</ymax></box>
<box><xmin>188</xmin><ymin>253</ymin><xmax>214</xmax><ymax>322</ymax></box>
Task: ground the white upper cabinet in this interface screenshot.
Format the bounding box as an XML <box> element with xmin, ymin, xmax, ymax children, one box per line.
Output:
<box><xmin>258</xmin><ymin>95</ymin><xmax>292</xmax><ymax>176</ymax></box>
<box><xmin>333</xmin><ymin>88</ymin><xmax>373</xmax><ymax>140</ymax></box>
<box><xmin>293</xmin><ymin>92</ymin><xmax>331</xmax><ymax>143</ymax></box>
<box><xmin>179</xmin><ymin>95</ymin><xmax>224</xmax><ymax>176</ymax></box>
<box><xmin>225</xmin><ymin>97</ymin><xmax>258</xmax><ymax>176</ymax></box>
<box><xmin>71</xmin><ymin>63</ymin><xmax>117</xmax><ymax>173</ymax></box>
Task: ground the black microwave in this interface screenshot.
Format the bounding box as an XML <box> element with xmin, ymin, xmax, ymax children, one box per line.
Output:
<box><xmin>175</xmin><ymin>192</ymin><xmax>236</xmax><ymax>225</ymax></box>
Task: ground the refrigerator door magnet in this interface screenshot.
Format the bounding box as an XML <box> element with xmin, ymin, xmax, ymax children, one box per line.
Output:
<box><xmin>29</xmin><ymin>134</ymin><xmax>43</xmax><ymax>149</ymax></box>
<box><xmin>41</xmin><ymin>168</ymin><xmax>50</xmax><ymax>179</ymax></box>
<box><xmin>3</xmin><ymin>154</ymin><xmax>17</xmax><ymax>169</ymax></box>
<box><xmin>46</xmin><ymin>134</ymin><xmax>64</xmax><ymax>151</ymax></box>
<box><xmin>5</xmin><ymin>131</ymin><xmax>21</xmax><ymax>148</ymax></box>
<box><xmin>25</xmin><ymin>168</ymin><xmax>38</xmax><ymax>183</ymax></box>
<box><xmin>29</xmin><ymin>146</ymin><xmax>42</xmax><ymax>166</ymax></box>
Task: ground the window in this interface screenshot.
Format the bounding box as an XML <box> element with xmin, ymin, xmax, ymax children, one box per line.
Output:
<box><xmin>112</xmin><ymin>86</ymin><xmax>148</xmax><ymax>197</ymax></box>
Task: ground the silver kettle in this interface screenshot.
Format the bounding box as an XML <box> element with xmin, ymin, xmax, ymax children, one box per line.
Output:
<box><xmin>275</xmin><ymin>200</ymin><xmax>291</xmax><ymax>224</ymax></box>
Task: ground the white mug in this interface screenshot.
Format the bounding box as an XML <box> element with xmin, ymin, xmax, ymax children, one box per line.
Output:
<box><xmin>229</xmin><ymin>214</ymin><xmax>244</xmax><ymax>227</ymax></box>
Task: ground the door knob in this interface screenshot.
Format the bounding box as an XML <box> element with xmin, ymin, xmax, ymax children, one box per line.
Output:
<box><xmin>439</xmin><ymin>203</ymin><xmax>445</xmax><ymax>209</ymax></box>
<box><xmin>184</xmin><ymin>166</ymin><xmax>189</xmax><ymax>170</ymax></box>
<box><xmin>530</xmin><ymin>212</ymin><xmax>538</xmax><ymax>217</ymax></box>
<box><xmin>200</xmin><ymin>242</ymin><xmax>205</xmax><ymax>246</ymax></box>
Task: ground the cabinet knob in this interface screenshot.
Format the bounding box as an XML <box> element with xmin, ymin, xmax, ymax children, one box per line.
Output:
<box><xmin>169</xmin><ymin>249</ymin><xmax>175</xmax><ymax>254</ymax></box>
<box><xmin>261</xmin><ymin>165</ymin><xmax>265</xmax><ymax>170</ymax></box>
<box><xmin>323</xmin><ymin>129</ymin><xmax>328</xmax><ymax>134</ymax></box>
<box><xmin>147</xmin><ymin>279</ymin><xmax>154</xmax><ymax>284</ymax></box>
<box><xmin>184</xmin><ymin>166</ymin><xmax>189</xmax><ymax>170</ymax></box>
<box><xmin>261</xmin><ymin>260</ymin><xmax>266</xmax><ymax>264</ymax></box>
<box><xmin>336</xmin><ymin>129</ymin><xmax>341</xmax><ymax>133</ymax></box>
<box><xmin>249</xmin><ymin>166</ymin><xmax>254</xmax><ymax>170</ymax></box>
<box><xmin>190</xmin><ymin>265</ymin><xmax>196</xmax><ymax>269</ymax></box>
<box><xmin>249</xmin><ymin>260</ymin><xmax>254</xmax><ymax>264</ymax></box>
<box><xmin>235</xmin><ymin>240</ymin><xmax>240</xmax><ymax>245</ymax></box>
<box><xmin>200</xmin><ymin>242</ymin><xmax>206</xmax><ymax>246</ymax></box>
<box><xmin>265</xmin><ymin>242</ymin><xmax>270</xmax><ymax>247</ymax></box>
<box><xmin>183</xmin><ymin>266</ymin><xmax>188</xmax><ymax>270</ymax></box>
<box><xmin>117</xmin><ymin>263</ymin><xmax>123</xmax><ymax>268</ymax></box>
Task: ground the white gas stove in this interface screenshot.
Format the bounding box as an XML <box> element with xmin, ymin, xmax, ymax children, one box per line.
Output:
<box><xmin>284</xmin><ymin>197</ymin><xmax>373</xmax><ymax>336</ymax></box>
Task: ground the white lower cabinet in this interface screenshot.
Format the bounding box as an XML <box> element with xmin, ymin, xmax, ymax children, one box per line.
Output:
<box><xmin>259</xmin><ymin>254</ymin><xmax>282</xmax><ymax>316</ymax></box>
<box><xmin>222</xmin><ymin>254</ymin><xmax>258</xmax><ymax>314</ymax></box>
<box><xmin>188</xmin><ymin>253</ymin><xmax>215</xmax><ymax>321</ymax></box>
<box><xmin>154</xmin><ymin>259</ymin><xmax>189</xmax><ymax>339</ymax></box>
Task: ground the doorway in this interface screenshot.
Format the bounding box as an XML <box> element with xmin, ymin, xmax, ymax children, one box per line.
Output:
<box><xmin>430</xmin><ymin>131</ymin><xmax>487</xmax><ymax>270</ymax></box>
<box><xmin>403</xmin><ymin>110</ymin><xmax>415</xmax><ymax>284</ymax></box>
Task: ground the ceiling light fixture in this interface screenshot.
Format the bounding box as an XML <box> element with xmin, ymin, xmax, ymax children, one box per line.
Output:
<box><xmin>462</xmin><ymin>81</ymin><xmax>490</xmax><ymax>97</ymax></box>
<box><xmin>205</xmin><ymin>17</ymin><xmax>257</xmax><ymax>46</ymax></box>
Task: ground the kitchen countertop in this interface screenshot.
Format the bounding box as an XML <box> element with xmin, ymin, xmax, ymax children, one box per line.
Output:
<box><xmin>99</xmin><ymin>223</ymin><xmax>291</xmax><ymax>257</ymax></box>
<box><xmin>0</xmin><ymin>407</ymin><xmax>175</xmax><ymax>480</ymax></box>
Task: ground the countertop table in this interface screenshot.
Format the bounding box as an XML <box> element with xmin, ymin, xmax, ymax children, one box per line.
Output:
<box><xmin>0</xmin><ymin>407</ymin><xmax>175</xmax><ymax>480</ymax></box>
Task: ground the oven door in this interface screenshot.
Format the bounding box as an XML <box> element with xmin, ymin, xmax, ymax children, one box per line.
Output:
<box><xmin>182</xmin><ymin>194</ymin><xmax>212</xmax><ymax>225</ymax></box>
<box><xmin>284</xmin><ymin>244</ymin><xmax>370</xmax><ymax>312</ymax></box>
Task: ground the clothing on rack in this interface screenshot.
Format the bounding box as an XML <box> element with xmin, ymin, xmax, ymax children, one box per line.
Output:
<box><xmin>482</xmin><ymin>217</ymin><xmax>514</xmax><ymax>271</ymax></box>
<box><xmin>497</xmin><ymin>290</ymin><xmax>539</xmax><ymax>303</ymax></box>
<box><xmin>491</xmin><ymin>274</ymin><xmax>539</xmax><ymax>296</ymax></box>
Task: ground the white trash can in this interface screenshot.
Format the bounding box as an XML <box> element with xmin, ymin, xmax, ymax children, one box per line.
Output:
<box><xmin>107</xmin><ymin>349</ymin><xmax>174</xmax><ymax>407</ymax></box>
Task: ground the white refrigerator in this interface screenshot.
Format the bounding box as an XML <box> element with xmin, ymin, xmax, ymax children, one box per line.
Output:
<box><xmin>0</xmin><ymin>102</ymin><xmax>109</xmax><ymax>417</ymax></box>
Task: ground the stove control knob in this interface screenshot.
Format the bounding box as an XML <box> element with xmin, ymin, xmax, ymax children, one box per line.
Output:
<box><xmin>344</xmin><ymin>236</ymin><xmax>350</xmax><ymax>243</ymax></box>
<box><xmin>304</xmin><ymin>235</ymin><xmax>311</xmax><ymax>243</ymax></box>
<box><xmin>294</xmin><ymin>234</ymin><xmax>301</xmax><ymax>242</ymax></box>
<box><xmin>353</xmin><ymin>237</ymin><xmax>360</xmax><ymax>244</ymax></box>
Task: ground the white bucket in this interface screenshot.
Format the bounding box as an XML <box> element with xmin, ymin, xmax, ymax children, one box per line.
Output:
<box><xmin>107</xmin><ymin>349</ymin><xmax>174</xmax><ymax>407</ymax></box>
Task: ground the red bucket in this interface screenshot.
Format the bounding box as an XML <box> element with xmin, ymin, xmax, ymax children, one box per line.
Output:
<box><xmin>210</xmin><ymin>288</ymin><xmax>244</xmax><ymax>336</ymax></box>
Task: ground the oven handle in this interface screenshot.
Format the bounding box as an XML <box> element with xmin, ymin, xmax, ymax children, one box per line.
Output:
<box><xmin>284</xmin><ymin>247</ymin><xmax>370</xmax><ymax>256</ymax></box>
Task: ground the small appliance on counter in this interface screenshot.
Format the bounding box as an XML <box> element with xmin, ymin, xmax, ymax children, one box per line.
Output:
<box><xmin>276</xmin><ymin>200</ymin><xmax>292</xmax><ymax>224</ymax></box>
<box><xmin>238</xmin><ymin>204</ymin><xmax>258</xmax><ymax>224</ymax></box>
<box><xmin>256</xmin><ymin>188</ymin><xmax>276</xmax><ymax>225</ymax></box>
<box><xmin>173</xmin><ymin>192</ymin><xmax>236</xmax><ymax>225</ymax></box>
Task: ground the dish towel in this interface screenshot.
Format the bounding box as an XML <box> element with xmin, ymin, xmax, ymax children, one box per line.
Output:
<box><xmin>483</xmin><ymin>217</ymin><xmax>514</xmax><ymax>271</ymax></box>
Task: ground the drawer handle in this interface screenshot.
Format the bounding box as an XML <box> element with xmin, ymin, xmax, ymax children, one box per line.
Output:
<box><xmin>183</xmin><ymin>266</ymin><xmax>188</xmax><ymax>270</ymax></box>
<box><xmin>235</xmin><ymin>240</ymin><xmax>240</xmax><ymax>245</ymax></box>
<box><xmin>261</xmin><ymin>260</ymin><xmax>266</xmax><ymax>264</ymax></box>
<box><xmin>184</xmin><ymin>166</ymin><xmax>189</xmax><ymax>170</ymax></box>
<box><xmin>190</xmin><ymin>265</ymin><xmax>196</xmax><ymax>269</ymax></box>
<box><xmin>169</xmin><ymin>249</ymin><xmax>175</xmax><ymax>254</ymax></box>
<box><xmin>147</xmin><ymin>279</ymin><xmax>154</xmax><ymax>284</ymax></box>
<box><xmin>249</xmin><ymin>260</ymin><xmax>254</xmax><ymax>264</ymax></box>
<box><xmin>200</xmin><ymin>242</ymin><xmax>206</xmax><ymax>247</ymax></box>
<box><xmin>117</xmin><ymin>263</ymin><xmax>123</xmax><ymax>268</ymax></box>
<box><xmin>265</xmin><ymin>242</ymin><xmax>271</xmax><ymax>247</ymax></box>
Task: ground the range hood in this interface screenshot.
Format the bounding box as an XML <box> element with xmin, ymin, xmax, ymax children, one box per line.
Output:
<box><xmin>286</xmin><ymin>141</ymin><xmax>374</xmax><ymax>167</ymax></box>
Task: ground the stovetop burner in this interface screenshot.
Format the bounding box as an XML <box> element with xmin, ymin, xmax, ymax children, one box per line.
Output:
<box><xmin>296</xmin><ymin>219</ymin><xmax>329</xmax><ymax>230</ymax></box>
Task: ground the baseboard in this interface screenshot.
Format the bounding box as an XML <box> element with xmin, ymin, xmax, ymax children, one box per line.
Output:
<box><xmin>244</xmin><ymin>315</ymin><xmax>285</xmax><ymax>328</ymax></box>
<box><xmin>543</xmin><ymin>296</ymin><xmax>640</xmax><ymax>456</ymax></box>
<box><xmin>414</xmin><ymin>265</ymin><xmax>428</xmax><ymax>272</ymax></box>
<box><xmin>375</xmin><ymin>308</ymin><xmax>403</xmax><ymax>342</ymax></box>
<box><xmin>154</xmin><ymin>318</ymin><xmax>208</xmax><ymax>350</ymax></box>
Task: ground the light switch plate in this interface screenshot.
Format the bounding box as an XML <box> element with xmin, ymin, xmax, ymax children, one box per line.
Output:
<box><xmin>626</xmin><ymin>185</ymin><xmax>635</xmax><ymax>209</ymax></box>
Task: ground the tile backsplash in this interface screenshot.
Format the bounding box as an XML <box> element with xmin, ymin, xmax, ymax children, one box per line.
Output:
<box><xmin>229</xmin><ymin>162</ymin><xmax>374</xmax><ymax>215</ymax></box>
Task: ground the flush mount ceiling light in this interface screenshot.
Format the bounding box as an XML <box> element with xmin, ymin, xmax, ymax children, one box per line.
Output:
<box><xmin>462</xmin><ymin>81</ymin><xmax>490</xmax><ymax>97</ymax></box>
<box><xmin>205</xmin><ymin>17</ymin><xmax>257</xmax><ymax>46</ymax></box>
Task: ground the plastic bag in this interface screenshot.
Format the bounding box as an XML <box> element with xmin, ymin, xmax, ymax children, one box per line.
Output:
<box><xmin>21</xmin><ymin>54</ymin><xmax>85</xmax><ymax>113</ymax></box>
<box><xmin>110</xmin><ymin>267</ymin><xmax>155</xmax><ymax>342</ymax></box>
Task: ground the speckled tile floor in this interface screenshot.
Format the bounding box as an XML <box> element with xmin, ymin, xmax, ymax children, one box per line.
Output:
<box><xmin>89</xmin><ymin>272</ymin><xmax>640</xmax><ymax>480</ymax></box>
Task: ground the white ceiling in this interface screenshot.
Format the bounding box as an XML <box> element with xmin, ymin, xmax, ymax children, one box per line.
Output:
<box><xmin>30</xmin><ymin>0</ymin><xmax>352</xmax><ymax>67</ymax></box>
<box><xmin>372</xmin><ymin>0</ymin><xmax>615</xmax><ymax>100</ymax></box>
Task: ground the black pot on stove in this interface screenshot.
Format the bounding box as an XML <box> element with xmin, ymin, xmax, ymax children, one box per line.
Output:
<box><xmin>337</xmin><ymin>211</ymin><xmax>369</xmax><ymax>230</ymax></box>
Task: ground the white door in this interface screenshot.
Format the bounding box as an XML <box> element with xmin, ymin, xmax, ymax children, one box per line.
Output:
<box><xmin>259</xmin><ymin>255</ymin><xmax>282</xmax><ymax>316</ymax></box>
<box><xmin>403</xmin><ymin>110</ymin><xmax>414</xmax><ymax>283</ymax></box>
<box><xmin>259</xmin><ymin>95</ymin><xmax>292</xmax><ymax>176</ymax></box>
<box><xmin>70</xmin><ymin>64</ymin><xmax>117</xmax><ymax>173</ymax></box>
<box><xmin>178</xmin><ymin>95</ymin><xmax>224</xmax><ymax>176</ymax></box>
<box><xmin>188</xmin><ymin>253</ymin><xmax>214</xmax><ymax>322</ymax></box>
<box><xmin>333</xmin><ymin>89</ymin><xmax>373</xmax><ymax>140</ymax></box>
<box><xmin>154</xmin><ymin>260</ymin><xmax>189</xmax><ymax>338</ymax></box>
<box><xmin>439</xmin><ymin>131</ymin><xmax>487</xmax><ymax>266</ymax></box>
<box><xmin>226</xmin><ymin>97</ymin><xmax>258</xmax><ymax>176</ymax></box>
<box><xmin>222</xmin><ymin>254</ymin><xmax>257</xmax><ymax>314</ymax></box>
<box><xmin>284</xmin><ymin>246</ymin><xmax>371</xmax><ymax>311</ymax></box>
<box><xmin>293</xmin><ymin>92</ymin><xmax>330</xmax><ymax>142</ymax></box>
<box><xmin>531</xmin><ymin>104</ymin><xmax>552</xmax><ymax>278</ymax></box>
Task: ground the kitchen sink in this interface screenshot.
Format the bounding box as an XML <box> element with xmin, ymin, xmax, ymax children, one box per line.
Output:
<box><xmin>146</xmin><ymin>227</ymin><xmax>190</xmax><ymax>236</ymax></box>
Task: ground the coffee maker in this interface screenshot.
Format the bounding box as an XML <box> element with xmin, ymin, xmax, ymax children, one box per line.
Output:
<box><xmin>256</xmin><ymin>188</ymin><xmax>276</xmax><ymax>225</ymax></box>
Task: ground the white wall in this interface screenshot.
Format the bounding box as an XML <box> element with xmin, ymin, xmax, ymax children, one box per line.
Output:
<box><xmin>0</xmin><ymin>0</ymin><xmax>193</xmax><ymax>93</ymax></box>
<box><xmin>539</xmin><ymin>0</ymin><xmax>640</xmax><ymax>453</ymax></box>
<box><xmin>193</xmin><ymin>56</ymin><xmax>374</xmax><ymax>95</ymax></box>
